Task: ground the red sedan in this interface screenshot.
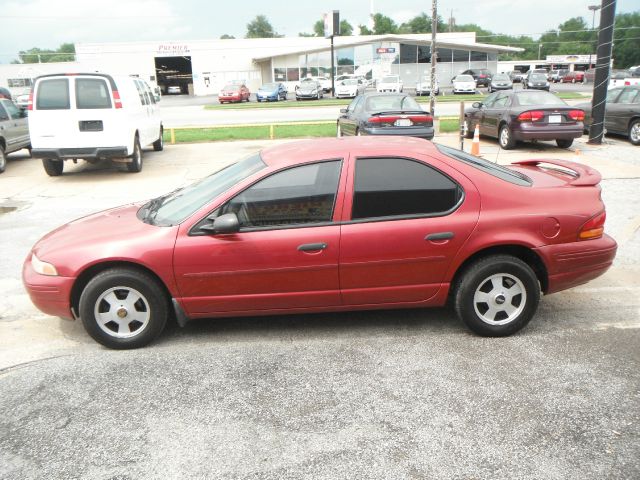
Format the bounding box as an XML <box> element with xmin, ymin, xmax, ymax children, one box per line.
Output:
<box><xmin>561</xmin><ymin>71</ymin><xmax>585</xmax><ymax>83</ymax></box>
<box><xmin>218</xmin><ymin>83</ymin><xmax>250</xmax><ymax>103</ymax></box>
<box><xmin>23</xmin><ymin>138</ymin><xmax>617</xmax><ymax>349</ymax></box>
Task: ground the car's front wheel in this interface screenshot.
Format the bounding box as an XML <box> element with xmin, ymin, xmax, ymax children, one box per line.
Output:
<box><xmin>628</xmin><ymin>119</ymin><xmax>640</xmax><ymax>146</ymax></box>
<box><xmin>454</xmin><ymin>255</ymin><xmax>540</xmax><ymax>336</ymax></box>
<box><xmin>79</xmin><ymin>267</ymin><xmax>169</xmax><ymax>349</ymax></box>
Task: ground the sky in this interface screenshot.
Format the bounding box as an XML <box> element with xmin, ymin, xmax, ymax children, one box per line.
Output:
<box><xmin>1</xmin><ymin>0</ymin><xmax>637</xmax><ymax>63</ymax></box>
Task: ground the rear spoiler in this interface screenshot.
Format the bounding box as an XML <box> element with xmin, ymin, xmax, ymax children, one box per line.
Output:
<box><xmin>512</xmin><ymin>159</ymin><xmax>601</xmax><ymax>186</ymax></box>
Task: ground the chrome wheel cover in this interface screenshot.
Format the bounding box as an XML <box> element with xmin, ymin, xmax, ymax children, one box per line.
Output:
<box><xmin>94</xmin><ymin>286</ymin><xmax>151</xmax><ymax>338</ymax></box>
<box><xmin>630</xmin><ymin>122</ymin><xmax>640</xmax><ymax>143</ymax></box>
<box><xmin>500</xmin><ymin>127</ymin><xmax>510</xmax><ymax>147</ymax></box>
<box><xmin>473</xmin><ymin>273</ymin><xmax>527</xmax><ymax>325</ymax></box>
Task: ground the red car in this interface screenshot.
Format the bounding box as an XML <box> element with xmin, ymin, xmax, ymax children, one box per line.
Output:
<box><xmin>561</xmin><ymin>71</ymin><xmax>585</xmax><ymax>83</ymax></box>
<box><xmin>218</xmin><ymin>83</ymin><xmax>250</xmax><ymax>103</ymax></box>
<box><xmin>23</xmin><ymin>138</ymin><xmax>617</xmax><ymax>349</ymax></box>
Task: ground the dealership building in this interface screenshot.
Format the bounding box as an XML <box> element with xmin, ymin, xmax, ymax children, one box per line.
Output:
<box><xmin>1</xmin><ymin>33</ymin><xmax>522</xmax><ymax>97</ymax></box>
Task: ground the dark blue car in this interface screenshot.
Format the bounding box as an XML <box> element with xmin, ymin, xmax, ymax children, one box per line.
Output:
<box><xmin>256</xmin><ymin>82</ymin><xmax>287</xmax><ymax>102</ymax></box>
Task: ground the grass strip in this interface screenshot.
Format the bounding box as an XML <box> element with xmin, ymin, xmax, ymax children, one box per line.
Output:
<box><xmin>164</xmin><ymin>123</ymin><xmax>337</xmax><ymax>143</ymax></box>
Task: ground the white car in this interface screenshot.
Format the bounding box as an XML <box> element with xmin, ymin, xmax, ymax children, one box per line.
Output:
<box><xmin>376</xmin><ymin>75</ymin><xmax>403</xmax><ymax>93</ymax></box>
<box><xmin>415</xmin><ymin>76</ymin><xmax>439</xmax><ymax>96</ymax></box>
<box><xmin>452</xmin><ymin>74</ymin><xmax>477</xmax><ymax>94</ymax></box>
<box><xmin>167</xmin><ymin>85</ymin><xmax>181</xmax><ymax>94</ymax></box>
<box><xmin>29</xmin><ymin>73</ymin><xmax>163</xmax><ymax>176</ymax></box>
<box><xmin>15</xmin><ymin>92</ymin><xmax>30</xmax><ymax>109</ymax></box>
<box><xmin>310</xmin><ymin>76</ymin><xmax>332</xmax><ymax>93</ymax></box>
<box><xmin>334</xmin><ymin>78</ymin><xmax>366</xmax><ymax>98</ymax></box>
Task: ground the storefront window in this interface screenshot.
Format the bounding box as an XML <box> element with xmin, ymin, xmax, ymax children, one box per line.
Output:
<box><xmin>437</xmin><ymin>48</ymin><xmax>452</xmax><ymax>62</ymax></box>
<box><xmin>471</xmin><ymin>51</ymin><xmax>488</xmax><ymax>61</ymax></box>
<box><xmin>418</xmin><ymin>46</ymin><xmax>431</xmax><ymax>63</ymax></box>
<box><xmin>274</xmin><ymin>68</ymin><xmax>286</xmax><ymax>82</ymax></box>
<box><xmin>453</xmin><ymin>50</ymin><xmax>469</xmax><ymax>62</ymax></box>
<box><xmin>400</xmin><ymin>44</ymin><xmax>418</xmax><ymax>64</ymax></box>
<box><xmin>287</xmin><ymin>68</ymin><xmax>299</xmax><ymax>81</ymax></box>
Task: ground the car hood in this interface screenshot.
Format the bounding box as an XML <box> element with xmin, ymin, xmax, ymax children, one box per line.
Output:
<box><xmin>33</xmin><ymin>203</ymin><xmax>179</xmax><ymax>276</ymax></box>
<box><xmin>298</xmin><ymin>84</ymin><xmax>317</xmax><ymax>92</ymax></box>
<box><xmin>258</xmin><ymin>89</ymin><xmax>277</xmax><ymax>94</ymax></box>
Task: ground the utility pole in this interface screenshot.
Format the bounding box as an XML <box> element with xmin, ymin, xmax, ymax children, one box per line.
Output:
<box><xmin>429</xmin><ymin>0</ymin><xmax>438</xmax><ymax>116</ymax></box>
<box><xmin>588</xmin><ymin>4</ymin><xmax>601</xmax><ymax>69</ymax></box>
<box><xmin>588</xmin><ymin>0</ymin><xmax>617</xmax><ymax>144</ymax></box>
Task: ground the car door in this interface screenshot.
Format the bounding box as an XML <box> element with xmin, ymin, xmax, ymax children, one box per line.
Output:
<box><xmin>173</xmin><ymin>159</ymin><xmax>346</xmax><ymax>315</ymax></box>
<box><xmin>606</xmin><ymin>88</ymin><xmax>639</xmax><ymax>134</ymax></box>
<box><xmin>481</xmin><ymin>93</ymin><xmax>510</xmax><ymax>138</ymax></box>
<box><xmin>476</xmin><ymin>92</ymin><xmax>498</xmax><ymax>136</ymax></box>
<box><xmin>0</xmin><ymin>100</ymin><xmax>29</xmax><ymax>152</ymax></box>
<box><xmin>339</xmin><ymin>96</ymin><xmax>363</xmax><ymax>135</ymax></box>
<box><xmin>339</xmin><ymin>155</ymin><xmax>480</xmax><ymax>305</ymax></box>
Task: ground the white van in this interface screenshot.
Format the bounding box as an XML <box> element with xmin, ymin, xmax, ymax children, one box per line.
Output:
<box><xmin>28</xmin><ymin>73</ymin><xmax>163</xmax><ymax>176</ymax></box>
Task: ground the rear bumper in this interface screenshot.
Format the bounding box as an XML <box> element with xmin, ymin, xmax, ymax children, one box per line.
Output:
<box><xmin>31</xmin><ymin>147</ymin><xmax>128</xmax><ymax>160</ymax></box>
<box><xmin>535</xmin><ymin>234</ymin><xmax>617</xmax><ymax>294</ymax></box>
<box><xmin>22</xmin><ymin>254</ymin><xmax>75</xmax><ymax>321</ymax></box>
<box><xmin>361</xmin><ymin>126</ymin><xmax>434</xmax><ymax>140</ymax></box>
<box><xmin>513</xmin><ymin>123</ymin><xmax>583</xmax><ymax>141</ymax></box>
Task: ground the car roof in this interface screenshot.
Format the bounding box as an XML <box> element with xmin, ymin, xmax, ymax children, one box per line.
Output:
<box><xmin>260</xmin><ymin>137</ymin><xmax>439</xmax><ymax>168</ymax></box>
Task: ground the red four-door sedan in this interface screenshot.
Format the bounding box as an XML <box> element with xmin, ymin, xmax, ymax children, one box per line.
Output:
<box><xmin>218</xmin><ymin>83</ymin><xmax>251</xmax><ymax>103</ymax></box>
<box><xmin>23</xmin><ymin>137</ymin><xmax>617</xmax><ymax>349</ymax></box>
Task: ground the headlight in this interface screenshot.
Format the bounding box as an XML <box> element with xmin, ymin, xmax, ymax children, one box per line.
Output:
<box><xmin>31</xmin><ymin>253</ymin><xmax>58</xmax><ymax>276</ymax></box>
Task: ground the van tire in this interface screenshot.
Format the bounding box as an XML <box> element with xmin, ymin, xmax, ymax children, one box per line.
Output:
<box><xmin>153</xmin><ymin>127</ymin><xmax>164</xmax><ymax>151</ymax></box>
<box><xmin>42</xmin><ymin>159</ymin><xmax>63</xmax><ymax>176</ymax></box>
<box><xmin>127</xmin><ymin>137</ymin><xmax>143</xmax><ymax>173</ymax></box>
<box><xmin>0</xmin><ymin>145</ymin><xmax>6</xmax><ymax>173</ymax></box>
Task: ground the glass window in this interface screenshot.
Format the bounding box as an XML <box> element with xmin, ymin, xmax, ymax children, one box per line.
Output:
<box><xmin>515</xmin><ymin>91</ymin><xmax>565</xmax><ymax>106</ymax></box>
<box><xmin>352</xmin><ymin>158</ymin><xmax>463</xmax><ymax>220</ymax></box>
<box><xmin>0</xmin><ymin>103</ymin><xmax>8</xmax><ymax>121</ymax></box>
<box><xmin>470</xmin><ymin>51</ymin><xmax>487</xmax><ymax>61</ymax></box>
<box><xmin>220</xmin><ymin>161</ymin><xmax>342</xmax><ymax>228</ymax></box>
<box><xmin>134</xmin><ymin>80</ymin><xmax>147</xmax><ymax>105</ymax></box>
<box><xmin>418</xmin><ymin>46</ymin><xmax>431</xmax><ymax>63</ymax></box>
<box><xmin>287</xmin><ymin>68</ymin><xmax>300</xmax><ymax>82</ymax></box>
<box><xmin>75</xmin><ymin>78</ymin><xmax>112</xmax><ymax>109</ymax></box>
<box><xmin>36</xmin><ymin>78</ymin><xmax>70</xmax><ymax>110</ymax></box>
<box><xmin>453</xmin><ymin>50</ymin><xmax>469</xmax><ymax>62</ymax></box>
<box><xmin>436</xmin><ymin>48</ymin><xmax>452</xmax><ymax>62</ymax></box>
<box><xmin>400</xmin><ymin>44</ymin><xmax>418</xmax><ymax>64</ymax></box>
<box><xmin>482</xmin><ymin>92</ymin><xmax>499</xmax><ymax>107</ymax></box>
<box><xmin>617</xmin><ymin>88</ymin><xmax>639</xmax><ymax>104</ymax></box>
<box><xmin>493</xmin><ymin>95</ymin><xmax>510</xmax><ymax>107</ymax></box>
<box><xmin>143</xmin><ymin>82</ymin><xmax>156</xmax><ymax>104</ymax></box>
<box><xmin>2</xmin><ymin>100</ymin><xmax>22</xmax><ymax>119</ymax></box>
<box><xmin>274</xmin><ymin>68</ymin><xmax>287</xmax><ymax>82</ymax></box>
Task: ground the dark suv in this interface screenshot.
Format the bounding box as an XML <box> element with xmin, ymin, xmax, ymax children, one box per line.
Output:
<box><xmin>460</xmin><ymin>69</ymin><xmax>492</xmax><ymax>87</ymax></box>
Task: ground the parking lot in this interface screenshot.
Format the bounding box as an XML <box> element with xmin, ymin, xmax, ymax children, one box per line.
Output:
<box><xmin>1</xmin><ymin>133</ymin><xmax>639</xmax><ymax>478</ymax></box>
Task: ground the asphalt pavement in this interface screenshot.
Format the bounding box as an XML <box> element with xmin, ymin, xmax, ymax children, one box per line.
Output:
<box><xmin>0</xmin><ymin>134</ymin><xmax>638</xmax><ymax>479</ymax></box>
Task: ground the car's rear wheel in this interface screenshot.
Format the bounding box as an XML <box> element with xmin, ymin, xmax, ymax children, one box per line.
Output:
<box><xmin>0</xmin><ymin>145</ymin><xmax>6</xmax><ymax>174</ymax></box>
<box><xmin>628</xmin><ymin>119</ymin><xmax>640</xmax><ymax>146</ymax></box>
<box><xmin>42</xmin><ymin>158</ymin><xmax>64</xmax><ymax>176</ymax></box>
<box><xmin>79</xmin><ymin>267</ymin><xmax>169</xmax><ymax>349</ymax></box>
<box><xmin>153</xmin><ymin>126</ymin><xmax>164</xmax><ymax>151</ymax></box>
<box><xmin>454</xmin><ymin>255</ymin><xmax>540</xmax><ymax>336</ymax></box>
<box><xmin>499</xmin><ymin>124</ymin><xmax>516</xmax><ymax>149</ymax></box>
<box><xmin>556</xmin><ymin>138</ymin><xmax>573</xmax><ymax>149</ymax></box>
<box><xmin>127</xmin><ymin>136</ymin><xmax>143</xmax><ymax>173</ymax></box>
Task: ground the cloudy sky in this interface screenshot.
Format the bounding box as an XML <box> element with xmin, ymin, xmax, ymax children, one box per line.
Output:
<box><xmin>1</xmin><ymin>0</ymin><xmax>637</xmax><ymax>63</ymax></box>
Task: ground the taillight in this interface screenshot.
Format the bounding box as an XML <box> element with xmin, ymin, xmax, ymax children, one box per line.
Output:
<box><xmin>568</xmin><ymin>110</ymin><xmax>585</xmax><ymax>121</ymax></box>
<box><xmin>624</xmin><ymin>81</ymin><xmax>631</xmax><ymax>86</ymax></box>
<box><xmin>517</xmin><ymin>110</ymin><xmax>545</xmax><ymax>122</ymax></box>
<box><xmin>367</xmin><ymin>114</ymin><xmax>433</xmax><ymax>125</ymax></box>
<box><xmin>112</xmin><ymin>90</ymin><xmax>122</xmax><ymax>109</ymax></box>
<box><xmin>27</xmin><ymin>91</ymin><xmax>33</xmax><ymax>111</ymax></box>
<box><xmin>579</xmin><ymin>211</ymin><xmax>606</xmax><ymax>240</ymax></box>
<box><xmin>479</xmin><ymin>74</ymin><xmax>486</xmax><ymax>78</ymax></box>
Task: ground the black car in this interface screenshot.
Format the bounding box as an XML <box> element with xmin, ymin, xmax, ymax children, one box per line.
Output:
<box><xmin>464</xmin><ymin>90</ymin><xmax>584</xmax><ymax>150</ymax></box>
<box><xmin>460</xmin><ymin>68</ymin><xmax>492</xmax><ymax>87</ymax></box>
<box><xmin>523</xmin><ymin>73</ymin><xmax>550</xmax><ymax>91</ymax></box>
<box><xmin>337</xmin><ymin>93</ymin><xmax>434</xmax><ymax>140</ymax></box>
<box><xmin>577</xmin><ymin>86</ymin><xmax>640</xmax><ymax>145</ymax></box>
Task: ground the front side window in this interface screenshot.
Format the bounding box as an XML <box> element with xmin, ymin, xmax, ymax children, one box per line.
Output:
<box><xmin>75</xmin><ymin>78</ymin><xmax>111</xmax><ymax>109</ymax></box>
<box><xmin>352</xmin><ymin>157</ymin><xmax>463</xmax><ymax>220</ymax></box>
<box><xmin>2</xmin><ymin>100</ymin><xmax>22</xmax><ymax>119</ymax></box>
<box><xmin>219</xmin><ymin>161</ymin><xmax>342</xmax><ymax>229</ymax></box>
<box><xmin>36</xmin><ymin>78</ymin><xmax>70</xmax><ymax>110</ymax></box>
<box><xmin>0</xmin><ymin>103</ymin><xmax>8</xmax><ymax>121</ymax></box>
<box><xmin>617</xmin><ymin>89</ymin><xmax>639</xmax><ymax>104</ymax></box>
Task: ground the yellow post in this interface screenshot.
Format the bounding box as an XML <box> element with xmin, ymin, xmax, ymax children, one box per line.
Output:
<box><xmin>170</xmin><ymin>128</ymin><xmax>176</xmax><ymax>145</ymax></box>
<box><xmin>269</xmin><ymin>124</ymin><xmax>274</xmax><ymax>140</ymax></box>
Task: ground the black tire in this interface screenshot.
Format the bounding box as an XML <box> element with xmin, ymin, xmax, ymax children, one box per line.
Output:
<box><xmin>628</xmin><ymin>119</ymin><xmax>640</xmax><ymax>146</ymax></box>
<box><xmin>153</xmin><ymin>126</ymin><xmax>164</xmax><ymax>151</ymax></box>
<box><xmin>127</xmin><ymin>136</ymin><xmax>142</xmax><ymax>173</ymax></box>
<box><xmin>0</xmin><ymin>144</ymin><xmax>6</xmax><ymax>174</ymax></box>
<box><xmin>454</xmin><ymin>255</ymin><xmax>540</xmax><ymax>337</ymax></box>
<box><xmin>79</xmin><ymin>267</ymin><xmax>169</xmax><ymax>349</ymax></box>
<box><xmin>556</xmin><ymin>138</ymin><xmax>573</xmax><ymax>149</ymax></box>
<box><xmin>42</xmin><ymin>158</ymin><xmax>63</xmax><ymax>176</ymax></box>
<box><xmin>499</xmin><ymin>124</ymin><xmax>516</xmax><ymax>150</ymax></box>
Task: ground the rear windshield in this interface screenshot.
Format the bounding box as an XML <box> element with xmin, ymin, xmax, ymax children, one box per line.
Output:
<box><xmin>516</xmin><ymin>91</ymin><xmax>566</xmax><ymax>106</ymax></box>
<box><xmin>36</xmin><ymin>78</ymin><xmax>70</xmax><ymax>110</ymax></box>
<box><xmin>365</xmin><ymin>95</ymin><xmax>421</xmax><ymax>112</ymax></box>
<box><xmin>76</xmin><ymin>78</ymin><xmax>112</xmax><ymax>109</ymax></box>
<box><xmin>436</xmin><ymin>144</ymin><xmax>532</xmax><ymax>187</ymax></box>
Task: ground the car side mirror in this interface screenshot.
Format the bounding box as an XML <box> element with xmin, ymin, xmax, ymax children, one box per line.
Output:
<box><xmin>472</xmin><ymin>102</ymin><xmax>482</xmax><ymax>108</ymax></box>
<box><xmin>340</xmin><ymin>108</ymin><xmax>347</xmax><ymax>114</ymax></box>
<box><xmin>200</xmin><ymin>212</ymin><xmax>240</xmax><ymax>234</ymax></box>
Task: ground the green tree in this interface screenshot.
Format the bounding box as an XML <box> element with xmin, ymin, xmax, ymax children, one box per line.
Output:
<box><xmin>312</xmin><ymin>18</ymin><xmax>353</xmax><ymax>36</ymax></box>
<box><xmin>372</xmin><ymin>13</ymin><xmax>398</xmax><ymax>34</ymax></box>
<box><xmin>17</xmin><ymin>43</ymin><xmax>75</xmax><ymax>63</ymax></box>
<box><xmin>220</xmin><ymin>34</ymin><xmax>235</xmax><ymax>39</ymax></box>
<box><xmin>613</xmin><ymin>12</ymin><xmax>640</xmax><ymax>68</ymax></box>
<box><xmin>398</xmin><ymin>13</ymin><xmax>447</xmax><ymax>34</ymax></box>
<box><xmin>245</xmin><ymin>15</ymin><xmax>281</xmax><ymax>38</ymax></box>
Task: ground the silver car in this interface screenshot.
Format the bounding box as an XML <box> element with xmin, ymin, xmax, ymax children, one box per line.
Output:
<box><xmin>0</xmin><ymin>99</ymin><xmax>30</xmax><ymax>173</ymax></box>
<box><xmin>296</xmin><ymin>79</ymin><xmax>324</xmax><ymax>100</ymax></box>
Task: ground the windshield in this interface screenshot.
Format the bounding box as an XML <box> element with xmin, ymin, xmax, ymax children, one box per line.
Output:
<box><xmin>342</xmin><ymin>79</ymin><xmax>358</xmax><ymax>85</ymax></box>
<box><xmin>222</xmin><ymin>84</ymin><xmax>237</xmax><ymax>91</ymax></box>
<box><xmin>516</xmin><ymin>91</ymin><xmax>566</xmax><ymax>106</ymax></box>
<box><xmin>260</xmin><ymin>83</ymin><xmax>277</xmax><ymax>90</ymax></box>
<box><xmin>365</xmin><ymin>95</ymin><xmax>421</xmax><ymax>112</ymax></box>
<box><xmin>493</xmin><ymin>74</ymin><xmax>509</xmax><ymax>81</ymax></box>
<box><xmin>456</xmin><ymin>75</ymin><xmax>474</xmax><ymax>82</ymax></box>
<box><xmin>140</xmin><ymin>153</ymin><xmax>266</xmax><ymax>226</ymax></box>
<box><xmin>381</xmin><ymin>76</ymin><xmax>399</xmax><ymax>83</ymax></box>
<box><xmin>530</xmin><ymin>74</ymin><xmax>547</xmax><ymax>82</ymax></box>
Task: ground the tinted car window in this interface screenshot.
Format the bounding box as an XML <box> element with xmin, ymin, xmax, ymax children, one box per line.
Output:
<box><xmin>0</xmin><ymin>103</ymin><xmax>8</xmax><ymax>121</ymax></box>
<box><xmin>36</xmin><ymin>78</ymin><xmax>70</xmax><ymax>110</ymax></box>
<box><xmin>617</xmin><ymin>89</ymin><xmax>639</xmax><ymax>104</ymax></box>
<box><xmin>352</xmin><ymin>157</ymin><xmax>463</xmax><ymax>220</ymax></box>
<box><xmin>76</xmin><ymin>78</ymin><xmax>112</xmax><ymax>109</ymax></box>
<box><xmin>221</xmin><ymin>161</ymin><xmax>342</xmax><ymax>228</ymax></box>
<box><xmin>515</xmin><ymin>92</ymin><xmax>566</xmax><ymax>106</ymax></box>
<box><xmin>365</xmin><ymin>95</ymin><xmax>421</xmax><ymax>112</ymax></box>
<box><xmin>2</xmin><ymin>100</ymin><xmax>22</xmax><ymax>119</ymax></box>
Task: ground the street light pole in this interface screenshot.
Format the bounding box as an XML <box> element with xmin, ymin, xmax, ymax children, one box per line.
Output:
<box><xmin>588</xmin><ymin>4</ymin><xmax>601</xmax><ymax>69</ymax></box>
<box><xmin>429</xmin><ymin>0</ymin><xmax>438</xmax><ymax>116</ymax></box>
<box><xmin>538</xmin><ymin>43</ymin><xmax>543</xmax><ymax>61</ymax></box>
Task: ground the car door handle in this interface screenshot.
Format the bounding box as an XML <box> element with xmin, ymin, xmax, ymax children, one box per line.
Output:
<box><xmin>298</xmin><ymin>243</ymin><xmax>327</xmax><ymax>251</ymax></box>
<box><xmin>425</xmin><ymin>232</ymin><xmax>454</xmax><ymax>241</ymax></box>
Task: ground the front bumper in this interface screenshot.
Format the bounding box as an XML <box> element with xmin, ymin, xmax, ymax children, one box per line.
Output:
<box><xmin>513</xmin><ymin>123</ymin><xmax>583</xmax><ymax>141</ymax></box>
<box><xmin>361</xmin><ymin>125</ymin><xmax>434</xmax><ymax>140</ymax></box>
<box><xmin>453</xmin><ymin>88</ymin><xmax>476</xmax><ymax>93</ymax></box>
<box><xmin>296</xmin><ymin>93</ymin><xmax>319</xmax><ymax>99</ymax></box>
<box><xmin>219</xmin><ymin>95</ymin><xmax>242</xmax><ymax>102</ymax></box>
<box><xmin>22</xmin><ymin>253</ymin><xmax>75</xmax><ymax>320</ymax></box>
<box><xmin>31</xmin><ymin>147</ymin><xmax>128</xmax><ymax>160</ymax></box>
<box><xmin>257</xmin><ymin>94</ymin><xmax>278</xmax><ymax>101</ymax></box>
<box><xmin>491</xmin><ymin>85</ymin><xmax>512</xmax><ymax>90</ymax></box>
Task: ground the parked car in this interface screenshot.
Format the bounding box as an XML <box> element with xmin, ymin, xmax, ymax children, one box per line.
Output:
<box><xmin>0</xmin><ymin>87</ymin><xmax>12</xmax><ymax>100</ymax></box>
<box><xmin>23</xmin><ymin>136</ymin><xmax>617</xmax><ymax>349</ymax></box>
<box><xmin>549</xmin><ymin>69</ymin><xmax>569</xmax><ymax>83</ymax></box>
<box><xmin>577</xmin><ymin>86</ymin><xmax>640</xmax><ymax>145</ymax></box>
<box><xmin>561</xmin><ymin>71</ymin><xmax>585</xmax><ymax>83</ymax></box>
<box><xmin>296</xmin><ymin>79</ymin><xmax>324</xmax><ymax>100</ymax></box>
<box><xmin>464</xmin><ymin>90</ymin><xmax>585</xmax><ymax>149</ymax></box>
<box><xmin>488</xmin><ymin>73</ymin><xmax>513</xmax><ymax>93</ymax></box>
<box><xmin>415</xmin><ymin>75</ymin><xmax>439</xmax><ymax>96</ymax></box>
<box><xmin>452</xmin><ymin>75</ymin><xmax>477</xmax><ymax>94</ymax></box>
<box><xmin>166</xmin><ymin>85</ymin><xmax>181</xmax><ymax>95</ymax></box>
<box><xmin>508</xmin><ymin>71</ymin><xmax>525</xmax><ymax>83</ymax></box>
<box><xmin>28</xmin><ymin>73</ymin><xmax>163</xmax><ymax>176</ymax></box>
<box><xmin>0</xmin><ymin>98</ymin><xmax>30</xmax><ymax>173</ymax></box>
<box><xmin>460</xmin><ymin>68</ymin><xmax>492</xmax><ymax>87</ymax></box>
<box><xmin>334</xmin><ymin>78</ymin><xmax>366</xmax><ymax>98</ymax></box>
<box><xmin>584</xmin><ymin>68</ymin><xmax>597</xmax><ymax>83</ymax></box>
<box><xmin>219</xmin><ymin>83</ymin><xmax>250</xmax><ymax>103</ymax></box>
<box><xmin>336</xmin><ymin>92</ymin><xmax>433</xmax><ymax>139</ymax></box>
<box><xmin>608</xmin><ymin>71</ymin><xmax>640</xmax><ymax>89</ymax></box>
<box><xmin>15</xmin><ymin>92</ymin><xmax>30</xmax><ymax>109</ymax></box>
<box><xmin>376</xmin><ymin>75</ymin><xmax>403</xmax><ymax>93</ymax></box>
<box><xmin>310</xmin><ymin>76</ymin><xmax>332</xmax><ymax>93</ymax></box>
<box><xmin>523</xmin><ymin>73</ymin><xmax>550</xmax><ymax>91</ymax></box>
<box><xmin>256</xmin><ymin>82</ymin><xmax>287</xmax><ymax>102</ymax></box>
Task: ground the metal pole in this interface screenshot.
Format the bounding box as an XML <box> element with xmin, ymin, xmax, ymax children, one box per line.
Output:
<box><xmin>429</xmin><ymin>0</ymin><xmax>438</xmax><ymax>116</ymax></box>
<box><xmin>588</xmin><ymin>0</ymin><xmax>616</xmax><ymax>144</ymax></box>
<box><xmin>330</xmin><ymin>35</ymin><xmax>335</xmax><ymax>97</ymax></box>
<box><xmin>588</xmin><ymin>5</ymin><xmax>601</xmax><ymax>69</ymax></box>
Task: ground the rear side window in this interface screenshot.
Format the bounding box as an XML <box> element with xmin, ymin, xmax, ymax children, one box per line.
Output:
<box><xmin>75</xmin><ymin>78</ymin><xmax>112</xmax><ymax>109</ymax></box>
<box><xmin>135</xmin><ymin>80</ymin><xmax>148</xmax><ymax>105</ymax></box>
<box><xmin>36</xmin><ymin>78</ymin><xmax>70</xmax><ymax>110</ymax></box>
